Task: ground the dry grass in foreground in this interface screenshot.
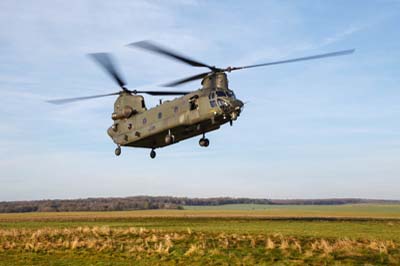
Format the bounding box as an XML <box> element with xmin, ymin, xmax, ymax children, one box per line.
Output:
<box><xmin>0</xmin><ymin>226</ymin><xmax>399</xmax><ymax>265</ymax></box>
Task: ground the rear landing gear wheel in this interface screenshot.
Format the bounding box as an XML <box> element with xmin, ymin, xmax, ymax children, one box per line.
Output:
<box><xmin>199</xmin><ymin>138</ymin><xmax>210</xmax><ymax>147</ymax></box>
<box><xmin>115</xmin><ymin>146</ymin><xmax>121</xmax><ymax>156</ymax></box>
<box><xmin>150</xmin><ymin>149</ymin><xmax>156</xmax><ymax>159</ymax></box>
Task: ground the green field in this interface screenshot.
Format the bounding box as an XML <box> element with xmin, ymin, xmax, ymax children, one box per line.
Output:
<box><xmin>1</xmin><ymin>204</ymin><xmax>400</xmax><ymax>265</ymax></box>
<box><xmin>184</xmin><ymin>203</ymin><xmax>400</xmax><ymax>216</ymax></box>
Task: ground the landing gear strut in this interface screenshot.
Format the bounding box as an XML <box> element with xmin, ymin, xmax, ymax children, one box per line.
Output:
<box><xmin>199</xmin><ymin>133</ymin><xmax>210</xmax><ymax>147</ymax></box>
<box><xmin>115</xmin><ymin>146</ymin><xmax>121</xmax><ymax>156</ymax></box>
<box><xmin>150</xmin><ymin>149</ymin><xmax>156</xmax><ymax>159</ymax></box>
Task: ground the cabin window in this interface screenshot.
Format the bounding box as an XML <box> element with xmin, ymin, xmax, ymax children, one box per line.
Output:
<box><xmin>143</xmin><ymin>118</ymin><xmax>147</xmax><ymax>124</ymax></box>
<box><xmin>174</xmin><ymin>106</ymin><xmax>179</xmax><ymax>113</ymax></box>
<box><xmin>141</xmin><ymin>99</ymin><xmax>146</xmax><ymax>109</ymax></box>
<box><xmin>158</xmin><ymin>112</ymin><xmax>162</xmax><ymax>119</ymax></box>
<box><xmin>128</xmin><ymin>123</ymin><xmax>133</xmax><ymax>130</ymax></box>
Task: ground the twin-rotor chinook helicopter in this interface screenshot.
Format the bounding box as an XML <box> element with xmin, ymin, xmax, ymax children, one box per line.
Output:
<box><xmin>48</xmin><ymin>41</ymin><xmax>354</xmax><ymax>158</ymax></box>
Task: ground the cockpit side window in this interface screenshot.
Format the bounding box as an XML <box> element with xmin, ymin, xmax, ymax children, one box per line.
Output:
<box><xmin>208</xmin><ymin>90</ymin><xmax>216</xmax><ymax>99</ymax></box>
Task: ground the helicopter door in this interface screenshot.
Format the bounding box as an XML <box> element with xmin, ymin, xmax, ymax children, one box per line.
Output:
<box><xmin>189</xmin><ymin>95</ymin><xmax>199</xmax><ymax>111</ymax></box>
<box><xmin>188</xmin><ymin>95</ymin><xmax>200</xmax><ymax>121</ymax></box>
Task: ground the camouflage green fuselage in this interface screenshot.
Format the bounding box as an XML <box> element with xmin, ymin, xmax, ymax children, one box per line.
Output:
<box><xmin>107</xmin><ymin>73</ymin><xmax>243</xmax><ymax>149</ymax></box>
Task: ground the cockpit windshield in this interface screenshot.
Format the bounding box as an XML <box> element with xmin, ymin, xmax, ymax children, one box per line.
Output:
<box><xmin>216</xmin><ymin>91</ymin><xmax>226</xmax><ymax>97</ymax></box>
<box><xmin>214</xmin><ymin>90</ymin><xmax>236</xmax><ymax>99</ymax></box>
<box><xmin>227</xmin><ymin>90</ymin><xmax>236</xmax><ymax>98</ymax></box>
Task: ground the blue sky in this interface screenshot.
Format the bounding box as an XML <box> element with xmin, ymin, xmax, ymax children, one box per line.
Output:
<box><xmin>1</xmin><ymin>0</ymin><xmax>400</xmax><ymax>201</ymax></box>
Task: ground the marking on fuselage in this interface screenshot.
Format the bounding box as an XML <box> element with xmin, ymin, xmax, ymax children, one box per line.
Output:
<box><xmin>149</xmin><ymin>125</ymin><xmax>156</xmax><ymax>132</ymax></box>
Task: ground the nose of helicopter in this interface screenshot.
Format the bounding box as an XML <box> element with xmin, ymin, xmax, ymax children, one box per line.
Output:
<box><xmin>231</xmin><ymin>99</ymin><xmax>244</xmax><ymax>111</ymax></box>
<box><xmin>226</xmin><ymin>99</ymin><xmax>244</xmax><ymax>121</ymax></box>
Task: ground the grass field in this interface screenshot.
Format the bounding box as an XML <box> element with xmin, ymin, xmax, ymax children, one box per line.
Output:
<box><xmin>1</xmin><ymin>204</ymin><xmax>400</xmax><ymax>265</ymax></box>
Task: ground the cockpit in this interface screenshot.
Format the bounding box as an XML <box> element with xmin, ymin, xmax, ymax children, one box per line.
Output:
<box><xmin>208</xmin><ymin>88</ymin><xmax>244</xmax><ymax>122</ymax></box>
<box><xmin>209</xmin><ymin>89</ymin><xmax>236</xmax><ymax>109</ymax></box>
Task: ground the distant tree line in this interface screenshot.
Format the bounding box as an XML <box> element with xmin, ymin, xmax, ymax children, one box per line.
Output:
<box><xmin>0</xmin><ymin>196</ymin><xmax>398</xmax><ymax>213</ymax></box>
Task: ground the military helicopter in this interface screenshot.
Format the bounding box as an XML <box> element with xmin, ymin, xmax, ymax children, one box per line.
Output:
<box><xmin>48</xmin><ymin>41</ymin><xmax>354</xmax><ymax>158</ymax></box>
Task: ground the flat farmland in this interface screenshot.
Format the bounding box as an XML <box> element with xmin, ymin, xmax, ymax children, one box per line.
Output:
<box><xmin>0</xmin><ymin>204</ymin><xmax>400</xmax><ymax>265</ymax></box>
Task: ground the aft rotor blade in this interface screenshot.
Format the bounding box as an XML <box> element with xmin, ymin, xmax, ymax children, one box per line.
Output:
<box><xmin>136</xmin><ymin>90</ymin><xmax>191</xmax><ymax>96</ymax></box>
<box><xmin>129</xmin><ymin>40</ymin><xmax>216</xmax><ymax>70</ymax></box>
<box><xmin>162</xmin><ymin>71</ymin><xmax>211</xmax><ymax>87</ymax></box>
<box><xmin>88</xmin><ymin>53</ymin><xmax>127</xmax><ymax>89</ymax></box>
<box><xmin>229</xmin><ymin>49</ymin><xmax>355</xmax><ymax>71</ymax></box>
<box><xmin>47</xmin><ymin>92</ymin><xmax>120</xmax><ymax>105</ymax></box>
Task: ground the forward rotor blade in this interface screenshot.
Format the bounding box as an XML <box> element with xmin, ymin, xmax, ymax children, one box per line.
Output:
<box><xmin>229</xmin><ymin>49</ymin><xmax>355</xmax><ymax>71</ymax></box>
<box><xmin>129</xmin><ymin>40</ymin><xmax>215</xmax><ymax>70</ymax></box>
<box><xmin>162</xmin><ymin>71</ymin><xmax>211</xmax><ymax>87</ymax></box>
<box><xmin>88</xmin><ymin>53</ymin><xmax>127</xmax><ymax>89</ymax></box>
<box><xmin>47</xmin><ymin>92</ymin><xmax>120</xmax><ymax>105</ymax></box>
<box><xmin>136</xmin><ymin>90</ymin><xmax>191</xmax><ymax>96</ymax></box>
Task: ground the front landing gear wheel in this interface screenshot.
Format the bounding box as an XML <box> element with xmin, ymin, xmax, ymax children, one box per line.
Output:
<box><xmin>199</xmin><ymin>138</ymin><xmax>210</xmax><ymax>147</ymax></box>
<box><xmin>203</xmin><ymin>138</ymin><xmax>209</xmax><ymax>147</ymax></box>
<box><xmin>150</xmin><ymin>149</ymin><xmax>156</xmax><ymax>159</ymax></box>
<box><xmin>115</xmin><ymin>146</ymin><xmax>121</xmax><ymax>156</ymax></box>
